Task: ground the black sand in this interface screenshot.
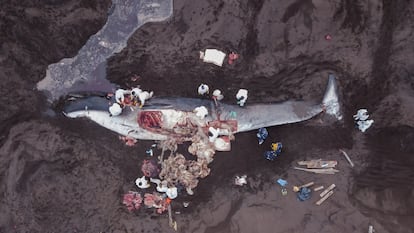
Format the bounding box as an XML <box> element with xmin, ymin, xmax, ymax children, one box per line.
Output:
<box><xmin>1</xmin><ymin>0</ymin><xmax>413</xmax><ymax>232</ymax></box>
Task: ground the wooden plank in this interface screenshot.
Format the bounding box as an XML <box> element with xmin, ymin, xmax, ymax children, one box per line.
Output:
<box><xmin>314</xmin><ymin>186</ymin><xmax>324</xmax><ymax>191</ymax></box>
<box><xmin>168</xmin><ymin>204</ymin><xmax>177</xmax><ymax>231</ymax></box>
<box><xmin>320</xmin><ymin>184</ymin><xmax>336</xmax><ymax>197</ymax></box>
<box><xmin>316</xmin><ymin>190</ymin><xmax>334</xmax><ymax>205</ymax></box>
<box><xmin>293</xmin><ymin>167</ymin><xmax>339</xmax><ymax>174</ymax></box>
<box><xmin>297</xmin><ymin>159</ymin><xmax>337</xmax><ymax>168</ymax></box>
<box><xmin>299</xmin><ymin>182</ymin><xmax>315</xmax><ymax>188</ymax></box>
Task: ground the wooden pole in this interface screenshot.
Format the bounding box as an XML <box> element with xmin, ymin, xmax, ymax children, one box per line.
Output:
<box><xmin>299</xmin><ymin>182</ymin><xmax>314</xmax><ymax>188</ymax></box>
<box><xmin>293</xmin><ymin>167</ymin><xmax>339</xmax><ymax>174</ymax></box>
<box><xmin>339</xmin><ymin>149</ymin><xmax>354</xmax><ymax>167</ymax></box>
<box><xmin>314</xmin><ymin>186</ymin><xmax>324</xmax><ymax>192</ymax></box>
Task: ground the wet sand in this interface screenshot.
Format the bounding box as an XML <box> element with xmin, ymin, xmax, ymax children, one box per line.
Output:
<box><xmin>1</xmin><ymin>0</ymin><xmax>414</xmax><ymax>232</ymax></box>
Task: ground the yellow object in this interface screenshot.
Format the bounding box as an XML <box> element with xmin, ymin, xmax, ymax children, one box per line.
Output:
<box><xmin>293</xmin><ymin>186</ymin><xmax>300</xmax><ymax>192</ymax></box>
<box><xmin>271</xmin><ymin>143</ymin><xmax>280</xmax><ymax>151</ymax></box>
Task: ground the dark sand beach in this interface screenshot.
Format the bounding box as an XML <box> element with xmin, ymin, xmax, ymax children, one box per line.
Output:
<box><xmin>1</xmin><ymin>0</ymin><xmax>413</xmax><ymax>232</ymax></box>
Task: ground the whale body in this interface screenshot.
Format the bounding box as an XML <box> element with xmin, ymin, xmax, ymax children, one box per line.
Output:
<box><xmin>63</xmin><ymin>75</ymin><xmax>340</xmax><ymax>144</ymax></box>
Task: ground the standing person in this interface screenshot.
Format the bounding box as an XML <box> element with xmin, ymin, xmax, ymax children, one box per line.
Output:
<box><xmin>198</xmin><ymin>84</ymin><xmax>209</xmax><ymax>95</ymax></box>
<box><xmin>212</xmin><ymin>89</ymin><xmax>224</xmax><ymax>101</ymax></box>
<box><xmin>236</xmin><ymin>89</ymin><xmax>248</xmax><ymax>107</ymax></box>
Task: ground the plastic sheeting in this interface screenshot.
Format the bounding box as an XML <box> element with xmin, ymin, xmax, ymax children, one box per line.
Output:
<box><xmin>297</xmin><ymin>187</ymin><xmax>312</xmax><ymax>201</ymax></box>
<box><xmin>277</xmin><ymin>178</ymin><xmax>288</xmax><ymax>187</ymax></box>
<box><xmin>200</xmin><ymin>49</ymin><xmax>226</xmax><ymax>67</ymax></box>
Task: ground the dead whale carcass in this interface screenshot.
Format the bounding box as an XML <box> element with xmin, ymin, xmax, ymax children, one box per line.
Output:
<box><xmin>63</xmin><ymin>75</ymin><xmax>340</xmax><ymax>151</ymax></box>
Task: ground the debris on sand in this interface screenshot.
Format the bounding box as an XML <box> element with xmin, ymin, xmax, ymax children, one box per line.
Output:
<box><xmin>297</xmin><ymin>187</ymin><xmax>312</xmax><ymax>201</ymax></box>
<box><xmin>143</xmin><ymin>192</ymin><xmax>170</xmax><ymax>214</ymax></box>
<box><xmin>168</xmin><ymin>204</ymin><xmax>178</xmax><ymax>231</ymax></box>
<box><xmin>293</xmin><ymin>181</ymin><xmax>314</xmax><ymax>192</ymax></box>
<box><xmin>141</xmin><ymin>159</ymin><xmax>160</xmax><ymax>178</ymax></box>
<box><xmin>159</xmin><ymin>153</ymin><xmax>211</xmax><ymax>195</ymax></box>
<box><xmin>277</xmin><ymin>178</ymin><xmax>288</xmax><ymax>195</ymax></box>
<box><xmin>295</xmin><ymin>159</ymin><xmax>339</xmax><ymax>174</ymax></box>
<box><xmin>316</xmin><ymin>190</ymin><xmax>334</xmax><ymax>205</ymax></box>
<box><xmin>314</xmin><ymin>186</ymin><xmax>324</xmax><ymax>192</ymax></box>
<box><xmin>297</xmin><ymin>159</ymin><xmax>337</xmax><ymax>168</ymax></box>
<box><xmin>235</xmin><ymin>175</ymin><xmax>248</xmax><ymax>186</ymax></box>
<box><xmin>122</xmin><ymin>191</ymin><xmax>143</xmax><ymax>211</ymax></box>
<box><xmin>320</xmin><ymin>184</ymin><xmax>336</xmax><ymax>197</ymax></box>
<box><xmin>199</xmin><ymin>49</ymin><xmax>226</xmax><ymax>67</ymax></box>
<box><xmin>316</xmin><ymin>184</ymin><xmax>336</xmax><ymax>205</ymax></box>
<box><xmin>228</xmin><ymin>52</ymin><xmax>239</xmax><ymax>64</ymax></box>
<box><xmin>339</xmin><ymin>149</ymin><xmax>354</xmax><ymax>167</ymax></box>
<box><xmin>276</xmin><ymin>178</ymin><xmax>288</xmax><ymax>187</ymax></box>
<box><xmin>119</xmin><ymin>136</ymin><xmax>137</xmax><ymax>146</ymax></box>
<box><xmin>293</xmin><ymin>166</ymin><xmax>339</xmax><ymax>174</ymax></box>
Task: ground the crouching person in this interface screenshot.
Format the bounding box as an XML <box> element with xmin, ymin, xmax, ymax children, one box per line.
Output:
<box><xmin>131</xmin><ymin>87</ymin><xmax>154</xmax><ymax>108</ymax></box>
<box><xmin>109</xmin><ymin>103</ymin><xmax>122</xmax><ymax>116</ymax></box>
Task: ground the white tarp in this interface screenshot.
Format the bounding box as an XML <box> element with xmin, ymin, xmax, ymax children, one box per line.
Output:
<box><xmin>200</xmin><ymin>49</ymin><xmax>226</xmax><ymax>67</ymax></box>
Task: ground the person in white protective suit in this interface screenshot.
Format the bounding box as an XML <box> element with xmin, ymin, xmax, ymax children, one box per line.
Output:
<box><xmin>198</xmin><ymin>84</ymin><xmax>209</xmax><ymax>95</ymax></box>
<box><xmin>193</xmin><ymin>106</ymin><xmax>208</xmax><ymax>119</ymax></box>
<box><xmin>212</xmin><ymin>89</ymin><xmax>224</xmax><ymax>101</ymax></box>
<box><xmin>353</xmin><ymin>109</ymin><xmax>374</xmax><ymax>132</ymax></box>
<box><xmin>131</xmin><ymin>87</ymin><xmax>154</xmax><ymax>108</ymax></box>
<box><xmin>236</xmin><ymin>89</ymin><xmax>248</xmax><ymax>107</ymax></box>
<box><xmin>109</xmin><ymin>103</ymin><xmax>122</xmax><ymax>116</ymax></box>
<box><xmin>115</xmin><ymin>88</ymin><xmax>130</xmax><ymax>105</ymax></box>
<box><xmin>135</xmin><ymin>176</ymin><xmax>150</xmax><ymax>189</ymax></box>
<box><xmin>150</xmin><ymin>178</ymin><xmax>178</xmax><ymax>199</ymax></box>
<box><xmin>208</xmin><ymin>127</ymin><xmax>219</xmax><ymax>142</ymax></box>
